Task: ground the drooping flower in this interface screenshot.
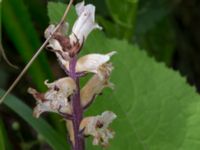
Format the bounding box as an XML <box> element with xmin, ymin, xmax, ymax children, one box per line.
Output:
<box><xmin>69</xmin><ymin>1</ymin><xmax>102</xmax><ymax>45</ymax></box>
<box><xmin>28</xmin><ymin>77</ymin><xmax>76</xmax><ymax>118</ymax></box>
<box><xmin>80</xmin><ymin>111</ymin><xmax>117</xmax><ymax>147</ymax></box>
<box><xmin>80</xmin><ymin>63</ymin><xmax>114</xmax><ymax>108</ymax></box>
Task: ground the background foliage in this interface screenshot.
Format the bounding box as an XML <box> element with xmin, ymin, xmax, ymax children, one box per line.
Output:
<box><xmin>1</xmin><ymin>0</ymin><xmax>200</xmax><ymax>149</ymax></box>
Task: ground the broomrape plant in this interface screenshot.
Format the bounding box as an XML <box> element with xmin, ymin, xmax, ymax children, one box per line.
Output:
<box><xmin>28</xmin><ymin>1</ymin><xmax>116</xmax><ymax>150</ymax></box>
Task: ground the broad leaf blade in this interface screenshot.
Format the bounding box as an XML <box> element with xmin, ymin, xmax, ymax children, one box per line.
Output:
<box><xmin>84</xmin><ymin>32</ymin><xmax>200</xmax><ymax>149</ymax></box>
<box><xmin>105</xmin><ymin>0</ymin><xmax>138</xmax><ymax>39</ymax></box>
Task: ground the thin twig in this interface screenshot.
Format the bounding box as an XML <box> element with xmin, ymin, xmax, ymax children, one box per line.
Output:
<box><xmin>0</xmin><ymin>0</ymin><xmax>74</xmax><ymax>104</ymax></box>
<box><xmin>0</xmin><ymin>44</ymin><xmax>19</xmax><ymax>69</ymax></box>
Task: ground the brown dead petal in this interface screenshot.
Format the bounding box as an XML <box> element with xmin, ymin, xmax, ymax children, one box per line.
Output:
<box><xmin>80</xmin><ymin>63</ymin><xmax>114</xmax><ymax>108</ymax></box>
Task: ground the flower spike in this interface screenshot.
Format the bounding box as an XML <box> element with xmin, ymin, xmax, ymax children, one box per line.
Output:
<box><xmin>29</xmin><ymin>1</ymin><xmax>117</xmax><ymax>149</ymax></box>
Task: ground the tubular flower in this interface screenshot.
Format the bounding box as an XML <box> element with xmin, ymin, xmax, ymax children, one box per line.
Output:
<box><xmin>69</xmin><ymin>1</ymin><xmax>102</xmax><ymax>45</ymax></box>
<box><xmin>57</xmin><ymin>51</ymin><xmax>116</xmax><ymax>76</ymax></box>
<box><xmin>80</xmin><ymin>111</ymin><xmax>117</xmax><ymax>147</ymax></box>
<box><xmin>28</xmin><ymin>77</ymin><xmax>76</xmax><ymax>118</ymax></box>
<box><xmin>80</xmin><ymin>63</ymin><xmax>114</xmax><ymax>107</ymax></box>
<box><xmin>44</xmin><ymin>1</ymin><xmax>101</xmax><ymax>59</ymax></box>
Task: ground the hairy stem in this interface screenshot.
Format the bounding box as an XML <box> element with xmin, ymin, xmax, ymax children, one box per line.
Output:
<box><xmin>69</xmin><ymin>57</ymin><xmax>85</xmax><ymax>150</ymax></box>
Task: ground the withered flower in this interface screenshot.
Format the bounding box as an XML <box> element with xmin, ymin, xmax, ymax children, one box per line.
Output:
<box><xmin>80</xmin><ymin>111</ymin><xmax>117</xmax><ymax>147</ymax></box>
<box><xmin>81</xmin><ymin>63</ymin><xmax>114</xmax><ymax>108</ymax></box>
<box><xmin>28</xmin><ymin>77</ymin><xmax>76</xmax><ymax>118</ymax></box>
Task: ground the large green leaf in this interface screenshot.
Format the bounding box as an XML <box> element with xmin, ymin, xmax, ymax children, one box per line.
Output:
<box><xmin>135</xmin><ymin>17</ymin><xmax>176</xmax><ymax>65</ymax></box>
<box><xmin>0</xmin><ymin>90</ymin><xmax>69</xmax><ymax>150</ymax></box>
<box><xmin>48</xmin><ymin>2</ymin><xmax>76</xmax><ymax>31</ymax></box>
<box><xmin>84</xmin><ymin>33</ymin><xmax>200</xmax><ymax>150</ymax></box>
<box><xmin>106</xmin><ymin>0</ymin><xmax>138</xmax><ymax>27</ymax></box>
<box><xmin>48</xmin><ymin>2</ymin><xmax>200</xmax><ymax>150</ymax></box>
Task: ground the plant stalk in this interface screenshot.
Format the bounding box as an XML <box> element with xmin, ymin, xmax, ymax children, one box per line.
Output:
<box><xmin>69</xmin><ymin>56</ymin><xmax>85</xmax><ymax>150</ymax></box>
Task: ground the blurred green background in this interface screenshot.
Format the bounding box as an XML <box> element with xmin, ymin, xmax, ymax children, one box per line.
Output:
<box><xmin>1</xmin><ymin>0</ymin><xmax>200</xmax><ymax>149</ymax></box>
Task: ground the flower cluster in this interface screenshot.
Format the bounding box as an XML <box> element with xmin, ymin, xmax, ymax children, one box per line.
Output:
<box><xmin>28</xmin><ymin>1</ymin><xmax>116</xmax><ymax>149</ymax></box>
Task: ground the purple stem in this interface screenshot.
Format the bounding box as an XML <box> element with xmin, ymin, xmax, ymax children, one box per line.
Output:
<box><xmin>69</xmin><ymin>56</ymin><xmax>85</xmax><ymax>150</ymax></box>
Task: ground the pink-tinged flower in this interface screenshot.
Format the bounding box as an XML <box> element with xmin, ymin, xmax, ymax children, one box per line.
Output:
<box><xmin>80</xmin><ymin>111</ymin><xmax>117</xmax><ymax>147</ymax></box>
<box><xmin>80</xmin><ymin>63</ymin><xmax>114</xmax><ymax>107</ymax></box>
<box><xmin>28</xmin><ymin>77</ymin><xmax>76</xmax><ymax>118</ymax></box>
<box><xmin>58</xmin><ymin>51</ymin><xmax>116</xmax><ymax>76</ymax></box>
<box><xmin>69</xmin><ymin>1</ymin><xmax>102</xmax><ymax>45</ymax></box>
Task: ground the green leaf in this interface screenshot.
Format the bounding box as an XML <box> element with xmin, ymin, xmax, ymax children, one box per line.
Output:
<box><xmin>22</xmin><ymin>0</ymin><xmax>49</xmax><ymax>30</ymax></box>
<box><xmin>49</xmin><ymin>2</ymin><xmax>200</xmax><ymax>150</ymax></box>
<box><xmin>135</xmin><ymin>0</ymin><xmax>175</xmax><ymax>34</ymax></box>
<box><xmin>0</xmin><ymin>119</ymin><xmax>6</xmax><ymax>150</ymax></box>
<box><xmin>0</xmin><ymin>118</ymin><xmax>12</xmax><ymax>150</ymax></box>
<box><xmin>48</xmin><ymin>1</ymin><xmax>77</xmax><ymax>32</ymax></box>
<box><xmin>2</xmin><ymin>0</ymin><xmax>52</xmax><ymax>90</ymax></box>
<box><xmin>106</xmin><ymin>0</ymin><xmax>138</xmax><ymax>26</ymax></box>
<box><xmin>105</xmin><ymin>0</ymin><xmax>138</xmax><ymax>39</ymax></box>
<box><xmin>135</xmin><ymin>17</ymin><xmax>176</xmax><ymax>65</ymax></box>
<box><xmin>0</xmin><ymin>89</ymin><xmax>69</xmax><ymax>150</ymax></box>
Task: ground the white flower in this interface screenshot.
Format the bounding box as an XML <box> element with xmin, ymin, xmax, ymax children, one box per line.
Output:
<box><xmin>58</xmin><ymin>51</ymin><xmax>116</xmax><ymax>76</ymax></box>
<box><xmin>44</xmin><ymin>77</ymin><xmax>76</xmax><ymax>99</ymax></box>
<box><xmin>69</xmin><ymin>1</ymin><xmax>102</xmax><ymax>45</ymax></box>
<box><xmin>80</xmin><ymin>111</ymin><xmax>117</xmax><ymax>147</ymax></box>
<box><xmin>80</xmin><ymin>63</ymin><xmax>114</xmax><ymax>107</ymax></box>
<box><xmin>28</xmin><ymin>77</ymin><xmax>76</xmax><ymax>118</ymax></box>
<box><xmin>44</xmin><ymin>1</ymin><xmax>102</xmax><ymax>58</ymax></box>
